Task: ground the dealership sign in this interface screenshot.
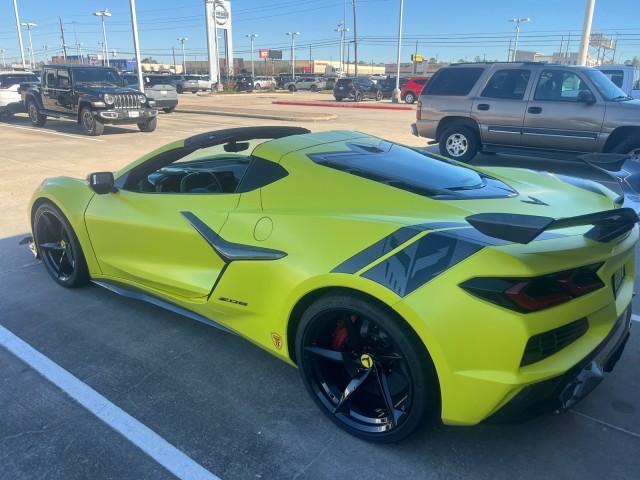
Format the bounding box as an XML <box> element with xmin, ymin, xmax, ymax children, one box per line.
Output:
<box><xmin>205</xmin><ymin>0</ymin><xmax>234</xmax><ymax>78</ymax></box>
<box><xmin>259</xmin><ymin>49</ymin><xmax>269</xmax><ymax>59</ymax></box>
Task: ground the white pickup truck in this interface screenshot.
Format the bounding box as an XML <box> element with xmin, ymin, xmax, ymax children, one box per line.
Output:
<box><xmin>596</xmin><ymin>64</ymin><xmax>640</xmax><ymax>99</ymax></box>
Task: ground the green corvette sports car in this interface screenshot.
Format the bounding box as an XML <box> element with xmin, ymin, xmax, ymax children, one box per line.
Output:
<box><xmin>28</xmin><ymin>126</ymin><xmax>637</xmax><ymax>442</ymax></box>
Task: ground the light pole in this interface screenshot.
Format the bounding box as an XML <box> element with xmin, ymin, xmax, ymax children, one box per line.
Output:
<box><xmin>42</xmin><ymin>45</ymin><xmax>48</xmax><ymax>65</ymax></box>
<box><xmin>392</xmin><ymin>0</ymin><xmax>404</xmax><ymax>103</ymax></box>
<box><xmin>76</xmin><ymin>41</ymin><xmax>83</xmax><ymax>63</ymax></box>
<box><xmin>93</xmin><ymin>8</ymin><xmax>112</xmax><ymax>67</ymax></box>
<box><xmin>508</xmin><ymin>17</ymin><xmax>530</xmax><ymax>62</ymax></box>
<box><xmin>286</xmin><ymin>32</ymin><xmax>300</xmax><ymax>79</ymax></box>
<box><xmin>178</xmin><ymin>37</ymin><xmax>188</xmax><ymax>74</ymax></box>
<box><xmin>335</xmin><ymin>21</ymin><xmax>349</xmax><ymax>75</ymax></box>
<box><xmin>246</xmin><ymin>33</ymin><xmax>258</xmax><ymax>80</ymax></box>
<box><xmin>578</xmin><ymin>0</ymin><xmax>595</xmax><ymax>66</ymax></box>
<box><xmin>128</xmin><ymin>0</ymin><xmax>144</xmax><ymax>94</ymax></box>
<box><xmin>21</xmin><ymin>22</ymin><xmax>37</xmax><ymax>68</ymax></box>
<box><xmin>12</xmin><ymin>0</ymin><xmax>26</xmax><ymax>67</ymax></box>
<box><xmin>0</xmin><ymin>49</ymin><xmax>6</xmax><ymax>68</ymax></box>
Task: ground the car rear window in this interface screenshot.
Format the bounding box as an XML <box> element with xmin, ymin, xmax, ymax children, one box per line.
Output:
<box><xmin>423</xmin><ymin>68</ymin><xmax>484</xmax><ymax>96</ymax></box>
<box><xmin>336</xmin><ymin>78</ymin><xmax>353</xmax><ymax>86</ymax></box>
<box><xmin>0</xmin><ymin>74</ymin><xmax>38</xmax><ymax>87</ymax></box>
<box><xmin>308</xmin><ymin>141</ymin><xmax>515</xmax><ymax>200</ymax></box>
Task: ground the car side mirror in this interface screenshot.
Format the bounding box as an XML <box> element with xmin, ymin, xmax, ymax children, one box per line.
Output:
<box><xmin>88</xmin><ymin>172</ymin><xmax>116</xmax><ymax>194</ymax></box>
<box><xmin>578</xmin><ymin>90</ymin><xmax>596</xmax><ymax>105</ymax></box>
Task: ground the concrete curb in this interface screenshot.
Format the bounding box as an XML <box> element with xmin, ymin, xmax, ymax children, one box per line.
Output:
<box><xmin>175</xmin><ymin>108</ymin><xmax>337</xmax><ymax>122</ymax></box>
<box><xmin>272</xmin><ymin>100</ymin><xmax>415</xmax><ymax>111</ymax></box>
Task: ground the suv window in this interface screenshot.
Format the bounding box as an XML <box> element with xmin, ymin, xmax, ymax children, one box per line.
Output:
<box><xmin>57</xmin><ymin>69</ymin><xmax>70</xmax><ymax>88</ymax></box>
<box><xmin>412</xmin><ymin>78</ymin><xmax>428</xmax><ymax>85</ymax></box>
<box><xmin>481</xmin><ymin>69</ymin><xmax>530</xmax><ymax>100</ymax></box>
<box><xmin>599</xmin><ymin>69</ymin><xmax>624</xmax><ymax>88</ymax></box>
<box><xmin>0</xmin><ymin>74</ymin><xmax>38</xmax><ymax>87</ymax></box>
<box><xmin>534</xmin><ymin>70</ymin><xmax>591</xmax><ymax>101</ymax></box>
<box><xmin>424</xmin><ymin>68</ymin><xmax>483</xmax><ymax>96</ymax></box>
<box><xmin>45</xmin><ymin>68</ymin><xmax>57</xmax><ymax>88</ymax></box>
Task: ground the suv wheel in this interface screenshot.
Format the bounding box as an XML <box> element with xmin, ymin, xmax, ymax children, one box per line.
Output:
<box><xmin>375</xmin><ymin>90</ymin><xmax>383</xmax><ymax>101</ymax></box>
<box><xmin>612</xmin><ymin>137</ymin><xmax>640</xmax><ymax>161</ymax></box>
<box><xmin>439</xmin><ymin>126</ymin><xmax>479</xmax><ymax>162</ymax></box>
<box><xmin>27</xmin><ymin>101</ymin><xmax>47</xmax><ymax>127</ymax></box>
<box><xmin>289</xmin><ymin>85</ymin><xmax>296</xmax><ymax>92</ymax></box>
<box><xmin>310</xmin><ymin>84</ymin><xmax>318</xmax><ymax>92</ymax></box>
<box><xmin>80</xmin><ymin>107</ymin><xmax>104</xmax><ymax>136</ymax></box>
<box><xmin>404</xmin><ymin>92</ymin><xmax>416</xmax><ymax>104</ymax></box>
<box><xmin>138</xmin><ymin>116</ymin><xmax>157</xmax><ymax>133</ymax></box>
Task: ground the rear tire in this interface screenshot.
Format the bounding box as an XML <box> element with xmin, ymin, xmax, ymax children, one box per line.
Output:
<box><xmin>289</xmin><ymin>85</ymin><xmax>296</xmax><ymax>92</ymax></box>
<box><xmin>138</xmin><ymin>116</ymin><xmax>157</xmax><ymax>132</ymax></box>
<box><xmin>27</xmin><ymin>100</ymin><xmax>47</xmax><ymax>127</ymax></box>
<box><xmin>404</xmin><ymin>92</ymin><xmax>416</xmax><ymax>104</ymax></box>
<box><xmin>33</xmin><ymin>202</ymin><xmax>90</xmax><ymax>288</ymax></box>
<box><xmin>438</xmin><ymin>125</ymin><xmax>479</xmax><ymax>162</ymax></box>
<box><xmin>375</xmin><ymin>90</ymin><xmax>383</xmax><ymax>101</ymax></box>
<box><xmin>176</xmin><ymin>85</ymin><xmax>184</xmax><ymax>94</ymax></box>
<box><xmin>310</xmin><ymin>85</ymin><xmax>318</xmax><ymax>92</ymax></box>
<box><xmin>612</xmin><ymin>136</ymin><xmax>640</xmax><ymax>161</ymax></box>
<box><xmin>80</xmin><ymin>107</ymin><xmax>104</xmax><ymax>136</ymax></box>
<box><xmin>295</xmin><ymin>293</ymin><xmax>438</xmax><ymax>443</ymax></box>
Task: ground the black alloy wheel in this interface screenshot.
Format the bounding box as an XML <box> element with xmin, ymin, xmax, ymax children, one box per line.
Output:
<box><xmin>33</xmin><ymin>203</ymin><xmax>89</xmax><ymax>288</ymax></box>
<box><xmin>80</xmin><ymin>107</ymin><xmax>104</xmax><ymax>136</ymax></box>
<box><xmin>296</xmin><ymin>294</ymin><xmax>437</xmax><ymax>443</ymax></box>
<box><xmin>28</xmin><ymin>101</ymin><xmax>47</xmax><ymax>126</ymax></box>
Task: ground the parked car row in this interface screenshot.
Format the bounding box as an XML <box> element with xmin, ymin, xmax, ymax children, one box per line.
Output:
<box><xmin>122</xmin><ymin>74</ymin><xmax>179</xmax><ymax>113</ymax></box>
<box><xmin>0</xmin><ymin>70</ymin><xmax>40</xmax><ymax>116</ymax></box>
<box><xmin>412</xmin><ymin>61</ymin><xmax>640</xmax><ymax>162</ymax></box>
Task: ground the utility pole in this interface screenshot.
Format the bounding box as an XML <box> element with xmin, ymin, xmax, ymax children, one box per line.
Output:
<box><xmin>507</xmin><ymin>38</ymin><xmax>512</xmax><ymax>62</ymax></box>
<box><xmin>12</xmin><ymin>0</ymin><xmax>26</xmax><ymax>68</ymax></box>
<box><xmin>246</xmin><ymin>33</ymin><xmax>258</xmax><ymax>80</ymax></box>
<box><xmin>508</xmin><ymin>17</ymin><xmax>530</xmax><ymax>62</ymax></box>
<box><xmin>286</xmin><ymin>31</ymin><xmax>300</xmax><ymax>79</ymax></box>
<box><xmin>178</xmin><ymin>37</ymin><xmax>188</xmax><ymax>74</ymax></box>
<box><xmin>0</xmin><ymin>49</ymin><xmax>6</xmax><ymax>68</ymax></box>
<box><xmin>309</xmin><ymin>44</ymin><xmax>312</xmax><ymax>73</ymax></box>
<box><xmin>59</xmin><ymin>18</ymin><xmax>68</xmax><ymax>61</ymax></box>
<box><xmin>413</xmin><ymin>39</ymin><xmax>418</xmax><ymax>74</ymax></box>
<box><xmin>129</xmin><ymin>0</ymin><xmax>144</xmax><ymax>93</ymax></box>
<box><xmin>352</xmin><ymin>0</ymin><xmax>358</xmax><ymax>76</ymax></box>
<box><xmin>94</xmin><ymin>9</ymin><xmax>111</xmax><ymax>67</ymax></box>
<box><xmin>392</xmin><ymin>0</ymin><xmax>404</xmax><ymax>103</ymax></box>
<box><xmin>335</xmin><ymin>21</ymin><xmax>349</xmax><ymax>75</ymax></box>
<box><xmin>21</xmin><ymin>22</ymin><xmax>37</xmax><ymax>68</ymax></box>
<box><xmin>172</xmin><ymin>46</ymin><xmax>177</xmax><ymax>72</ymax></box>
<box><xmin>76</xmin><ymin>42</ymin><xmax>83</xmax><ymax>64</ymax></box>
<box><xmin>578</xmin><ymin>0</ymin><xmax>595</xmax><ymax>66</ymax></box>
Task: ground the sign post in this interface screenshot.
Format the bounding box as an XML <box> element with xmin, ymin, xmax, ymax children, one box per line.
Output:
<box><xmin>205</xmin><ymin>1</ymin><xmax>233</xmax><ymax>89</ymax></box>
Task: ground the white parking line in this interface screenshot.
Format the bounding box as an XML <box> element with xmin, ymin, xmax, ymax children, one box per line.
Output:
<box><xmin>0</xmin><ymin>324</ymin><xmax>220</xmax><ymax>480</ymax></box>
<box><xmin>0</xmin><ymin>123</ymin><xmax>104</xmax><ymax>142</ymax></box>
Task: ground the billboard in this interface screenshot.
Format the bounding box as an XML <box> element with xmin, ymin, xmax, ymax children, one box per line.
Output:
<box><xmin>259</xmin><ymin>49</ymin><xmax>269</xmax><ymax>59</ymax></box>
<box><xmin>268</xmin><ymin>50</ymin><xmax>282</xmax><ymax>60</ymax></box>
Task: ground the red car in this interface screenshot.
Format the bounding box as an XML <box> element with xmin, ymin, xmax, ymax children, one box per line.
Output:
<box><xmin>401</xmin><ymin>76</ymin><xmax>429</xmax><ymax>104</ymax></box>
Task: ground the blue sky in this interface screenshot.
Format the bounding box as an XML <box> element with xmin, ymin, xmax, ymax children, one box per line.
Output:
<box><xmin>1</xmin><ymin>0</ymin><xmax>639</xmax><ymax>65</ymax></box>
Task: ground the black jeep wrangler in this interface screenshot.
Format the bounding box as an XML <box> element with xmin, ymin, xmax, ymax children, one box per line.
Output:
<box><xmin>21</xmin><ymin>64</ymin><xmax>158</xmax><ymax>136</ymax></box>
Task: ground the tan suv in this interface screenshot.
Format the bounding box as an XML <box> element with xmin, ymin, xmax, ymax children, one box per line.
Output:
<box><xmin>412</xmin><ymin>62</ymin><xmax>640</xmax><ymax>162</ymax></box>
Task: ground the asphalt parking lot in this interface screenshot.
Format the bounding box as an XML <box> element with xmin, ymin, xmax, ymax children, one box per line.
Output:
<box><xmin>1</xmin><ymin>95</ymin><xmax>639</xmax><ymax>479</ymax></box>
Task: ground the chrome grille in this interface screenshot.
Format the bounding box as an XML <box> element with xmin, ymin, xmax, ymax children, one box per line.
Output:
<box><xmin>113</xmin><ymin>94</ymin><xmax>139</xmax><ymax>110</ymax></box>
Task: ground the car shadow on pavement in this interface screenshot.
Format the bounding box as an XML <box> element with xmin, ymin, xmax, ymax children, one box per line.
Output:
<box><xmin>0</xmin><ymin>113</ymin><xmax>147</xmax><ymax>136</ymax></box>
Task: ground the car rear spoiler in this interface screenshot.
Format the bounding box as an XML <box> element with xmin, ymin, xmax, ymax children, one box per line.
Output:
<box><xmin>466</xmin><ymin>208</ymin><xmax>638</xmax><ymax>244</ymax></box>
<box><xmin>466</xmin><ymin>153</ymin><xmax>640</xmax><ymax>244</ymax></box>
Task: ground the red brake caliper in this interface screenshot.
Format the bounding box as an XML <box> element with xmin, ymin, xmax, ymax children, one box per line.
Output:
<box><xmin>330</xmin><ymin>314</ymin><xmax>358</xmax><ymax>350</ymax></box>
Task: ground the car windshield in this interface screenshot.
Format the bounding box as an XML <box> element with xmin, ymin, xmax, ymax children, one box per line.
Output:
<box><xmin>72</xmin><ymin>67</ymin><xmax>122</xmax><ymax>85</ymax></box>
<box><xmin>0</xmin><ymin>74</ymin><xmax>38</xmax><ymax>87</ymax></box>
<box><xmin>584</xmin><ymin>69</ymin><xmax>631</xmax><ymax>100</ymax></box>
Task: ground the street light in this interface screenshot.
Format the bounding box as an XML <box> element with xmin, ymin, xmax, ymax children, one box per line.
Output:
<box><xmin>12</xmin><ymin>0</ymin><xmax>26</xmax><ymax>67</ymax></box>
<box><xmin>335</xmin><ymin>21</ymin><xmax>349</xmax><ymax>75</ymax></box>
<box><xmin>508</xmin><ymin>17</ymin><xmax>530</xmax><ymax>62</ymax></box>
<box><xmin>177</xmin><ymin>37</ymin><xmax>188</xmax><ymax>74</ymax></box>
<box><xmin>578</xmin><ymin>0</ymin><xmax>596</xmax><ymax>66</ymax></box>
<box><xmin>20</xmin><ymin>22</ymin><xmax>37</xmax><ymax>68</ymax></box>
<box><xmin>246</xmin><ymin>33</ymin><xmax>258</xmax><ymax>80</ymax></box>
<box><xmin>286</xmin><ymin>32</ymin><xmax>300</xmax><ymax>79</ymax></box>
<box><xmin>391</xmin><ymin>0</ymin><xmax>405</xmax><ymax>103</ymax></box>
<box><xmin>94</xmin><ymin>8</ymin><xmax>112</xmax><ymax>67</ymax></box>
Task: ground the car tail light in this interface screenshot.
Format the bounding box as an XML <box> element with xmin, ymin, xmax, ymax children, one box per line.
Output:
<box><xmin>460</xmin><ymin>263</ymin><xmax>604</xmax><ymax>312</ymax></box>
<box><xmin>416</xmin><ymin>100</ymin><xmax>422</xmax><ymax>120</ymax></box>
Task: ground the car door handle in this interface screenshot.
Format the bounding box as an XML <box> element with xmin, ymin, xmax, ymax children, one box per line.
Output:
<box><xmin>477</xmin><ymin>103</ymin><xmax>490</xmax><ymax>111</ymax></box>
<box><xmin>528</xmin><ymin>106</ymin><xmax>542</xmax><ymax>114</ymax></box>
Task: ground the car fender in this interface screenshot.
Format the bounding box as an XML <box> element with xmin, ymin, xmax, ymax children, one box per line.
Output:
<box><xmin>22</xmin><ymin>90</ymin><xmax>44</xmax><ymax>110</ymax></box>
<box><xmin>30</xmin><ymin>177</ymin><xmax>101</xmax><ymax>275</ymax></box>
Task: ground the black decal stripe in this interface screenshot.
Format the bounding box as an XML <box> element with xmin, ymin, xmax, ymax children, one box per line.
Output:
<box><xmin>332</xmin><ymin>222</ymin><xmax>468</xmax><ymax>274</ymax></box>
<box><xmin>361</xmin><ymin>231</ymin><xmax>484</xmax><ymax>297</ymax></box>
<box><xmin>181</xmin><ymin>211</ymin><xmax>287</xmax><ymax>262</ymax></box>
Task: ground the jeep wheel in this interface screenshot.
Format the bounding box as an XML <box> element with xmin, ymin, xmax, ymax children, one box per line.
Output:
<box><xmin>28</xmin><ymin>101</ymin><xmax>47</xmax><ymax>127</ymax></box>
<box><xmin>138</xmin><ymin>117</ymin><xmax>157</xmax><ymax>132</ymax></box>
<box><xmin>80</xmin><ymin>107</ymin><xmax>104</xmax><ymax>136</ymax></box>
<box><xmin>612</xmin><ymin>137</ymin><xmax>640</xmax><ymax>161</ymax></box>
<box><xmin>404</xmin><ymin>92</ymin><xmax>416</xmax><ymax>104</ymax></box>
<box><xmin>439</xmin><ymin>126</ymin><xmax>479</xmax><ymax>162</ymax></box>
